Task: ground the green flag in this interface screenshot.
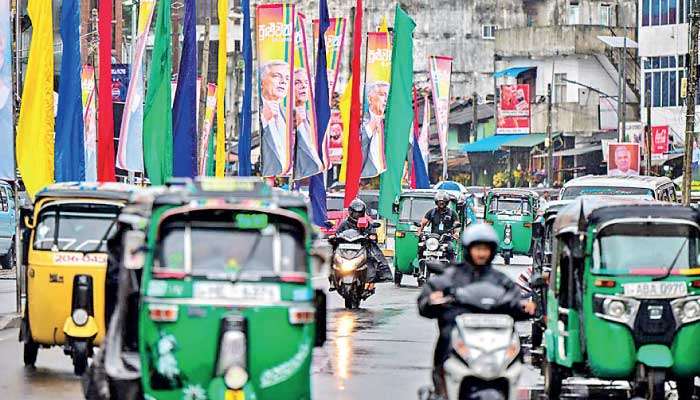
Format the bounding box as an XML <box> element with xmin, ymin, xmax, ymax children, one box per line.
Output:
<box><xmin>379</xmin><ymin>5</ymin><xmax>416</xmax><ymax>220</ymax></box>
<box><xmin>143</xmin><ymin>0</ymin><xmax>173</xmax><ymax>185</ymax></box>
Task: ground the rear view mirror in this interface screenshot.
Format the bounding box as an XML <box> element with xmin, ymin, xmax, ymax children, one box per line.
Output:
<box><xmin>412</xmin><ymin>221</ymin><xmax>421</xmax><ymax>228</ymax></box>
<box><xmin>310</xmin><ymin>240</ymin><xmax>332</xmax><ymax>276</ymax></box>
<box><xmin>371</xmin><ymin>222</ymin><xmax>381</xmax><ymax>229</ymax></box>
<box><xmin>123</xmin><ymin>230</ymin><xmax>147</xmax><ymax>270</ymax></box>
<box><xmin>368</xmin><ymin>209</ymin><xmax>378</xmax><ymax>218</ymax></box>
<box><xmin>426</xmin><ymin>261</ymin><xmax>446</xmax><ymax>275</ymax></box>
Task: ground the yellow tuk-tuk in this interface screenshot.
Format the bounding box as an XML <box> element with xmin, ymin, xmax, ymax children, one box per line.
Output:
<box><xmin>20</xmin><ymin>182</ymin><xmax>137</xmax><ymax>375</ymax></box>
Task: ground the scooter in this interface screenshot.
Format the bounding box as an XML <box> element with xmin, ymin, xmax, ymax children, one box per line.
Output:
<box><xmin>416</xmin><ymin>233</ymin><xmax>452</xmax><ymax>286</ymax></box>
<box><xmin>329</xmin><ymin>219</ymin><xmax>376</xmax><ymax>309</ymax></box>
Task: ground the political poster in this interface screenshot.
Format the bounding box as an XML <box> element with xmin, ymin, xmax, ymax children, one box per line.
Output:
<box><xmin>607</xmin><ymin>142</ymin><xmax>640</xmax><ymax>177</ymax></box>
<box><xmin>429</xmin><ymin>55</ymin><xmax>453</xmax><ymax>178</ymax></box>
<box><xmin>497</xmin><ymin>84</ymin><xmax>530</xmax><ymax>134</ymax></box>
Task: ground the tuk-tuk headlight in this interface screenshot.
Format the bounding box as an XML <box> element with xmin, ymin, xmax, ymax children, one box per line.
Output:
<box><xmin>671</xmin><ymin>297</ymin><xmax>700</xmax><ymax>325</ymax></box>
<box><xmin>224</xmin><ymin>366</ymin><xmax>248</xmax><ymax>390</ymax></box>
<box><xmin>426</xmin><ymin>237</ymin><xmax>440</xmax><ymax>251</ymax></box>
<box><xmin>606</xmin><ymin>300</ymin><xmax>626</xmax><ymax>318</ymax></box>
<box><xmin>594</xmin><ymin>295</ymin><xmax>640</xmax><ymax>328</ymax></box>
<box><xmin>72</xmin><ymin>309</ymin><xmax>89</xmax><ymax>327</ymax></box>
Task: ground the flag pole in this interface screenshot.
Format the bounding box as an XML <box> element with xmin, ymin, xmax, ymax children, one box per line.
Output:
<box><xmin>12</xmin><ymin>0</ymin><xmax>21</xmax><ymax>314</ymax></box>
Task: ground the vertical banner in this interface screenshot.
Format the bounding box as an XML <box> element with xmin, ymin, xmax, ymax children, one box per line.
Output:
<box><xmin>256</xmin><ymin>3</ymin><xmax>295</xmax><ymax>177</ymax></box>
<box><xmin>198</xmin><ymin>83</ymin><xmax>217</xmax><ymax>175</ymax></box>
<box><xmin>98</xmin><ymin>0</ymin><xmax>116</xmax><ymax>181</ymax></box>
<box><xmin>344</xmin><ymin>0</ymin><xmax>364</xmax><ymax>207</ymax></box>
<box><xmin>81</xmin><ymin>66</ymin><xmax>98</xmax><ymax>181</ymax></box>
<box><xmin>651</xmin><ymin>125</ymin><xmax>670</xmax><ymax>161</ymax></box>
<box><xmin>215</xmin><ymin>0</ymin><xmax>228</xmax><ymax>177</ymax></box>
<box><xmin>238</xmin><ymin>0</ymin><xmax>253</xmax><ymax>176</ymax></box>
<box><xmin>55</xmin><ymin>0</ymin><xmax>85</xmax><ymax>182</ymax></box>
<box><xmin>172</xmin><ymin>0</ymin><xmax>197</xmax><ymax>178</ymax></box>
<box><xmin>607</xmin><ymin>142</ymin><xmax>641</xmax><ymax>176</ymax></box>
<box><xmin>292</xmin><ymin>12</ymin><xmax>323</xmax><ymax>180</ymax></box>
<box><xmin>0</xmin><ymin>0</ymin><xmax>14</xmax><ymax>180</ymax></box>
<box><xmin>117</xmin><ymin>0</ymin><xmax>154</xmax><ymax>173</ymax></box>
<box><xmin>497</xmin><ymin>84</ymin><xmax>530</xmax><ymax>134</ymax></box>
<box><xmin>429</xmin><ymin>55</ymin><xmax>452</xmax><ymax>179</ymax></box>
<box><xmin>313</xmin><ymin>17</ymin><xmax>346</xmax><ymax>95</ymax></box>
<box><xmin>361</xmin><ymin>32</ymin><xmax>392</xmax><ymax>178</ymax></box>
<box><xmin>17</xmin><ymin>0</ymin><xmax>54</xmax><ymax>198</ymax></box>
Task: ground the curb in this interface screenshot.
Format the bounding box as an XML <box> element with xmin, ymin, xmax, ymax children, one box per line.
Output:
<box><xmin>0</xmin><ymin>314</ymin><xmax>20</xmax><ymax>331</ymax></box>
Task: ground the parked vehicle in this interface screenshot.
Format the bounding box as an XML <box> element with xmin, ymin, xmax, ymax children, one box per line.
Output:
<box><xmin>0</xmin><ymin>180</ymin><xmax>16</xmax><ymax>269</ymax></box>
<box><xmin>483</xmin><ymin>189</ymin><xmax>539</xmax><ymax>265</ymax></box>
<box><xmin>543</xmin><ymin>196</ymin><xmax>700</xmax><ymax>399</ymax></box>
<box><xmin>560</xmin><ymin>175</ymin><xmax>677</xmax><ymax>202</ymax></box>
<box><xmin>85</xmin><ymin>178</ymin><xmax>329</xmax><ymax>400</ymax></box>
<box><xmin>329</xmin><ymin>219</ymin><xmax>377</xmax><ymax>309</ymax></box>
<box><xmin>20</xmin><ymin>182</ymin><xmax>137</xmax><ymax>375</ymax></box>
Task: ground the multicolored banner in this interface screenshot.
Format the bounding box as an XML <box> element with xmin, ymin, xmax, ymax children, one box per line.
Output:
<box><xmin>328</xmin><ymin>109</ymin><xmax>343</xmax><ymax>164</ymax></box>
<box><xmin>257</xmin><ymin>3</ymin><xmax>295</xmax><ymax>177</ymax></box>
<box><xmin>292</xmin><ymin>12</ymin><xmax>323</xmax><ymax>180</ymax></box>
<box><xmin>429</xmin><ymin>55</ymin><xmax>452</xmax><ymax>179</ymax></box>
<box><xmin>0</xmin><ymin>0</ymin><xmax>13</xmax><ymax>180</ymax></box>
<box><xmin>81</xmin><ymin>66</ymin><xmax>98</xmax><ymax>181</ymax></box>
<box><xmin>198</xmin><ymin>83</ymin><xmax>217</xmax><ymax>176</ymax></box>
<box><xmin>497</xmin><ymin>84</ymin><xmax>530</xmax><ymax>134</ymax></box>
<box><xmin>361</xmin><ymin>32</ymin><xmax>391</xmax><ymax>178</ymax></box>
<box><xmin>313</xmin><ymin>17</ymin><xmax>346</xmax><ymax>95</ymax></box>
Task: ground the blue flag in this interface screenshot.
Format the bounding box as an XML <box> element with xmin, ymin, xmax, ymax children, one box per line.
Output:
<box><xmin>172</xmin><ymin>0</ymin><xmax>197</xmax><ymax>177</ymax></box>
<box><xmin>238</xmin><ymin>0</ymin><xmax>253</xmax><ymax>176</ymax></box>
<box><xmin>309</xmin><ymin>0</ymin><xmax>331</xmax><ymax>227</ymax></box>
<box><xmin>412</xmin><ymin>136</ymin><xmax>430</xmax><ymax>189</ymax></box>
<box><xmin>55</xmin><ymin>0</ymin><xmax>85</xmax><ymax>182</ymax></box>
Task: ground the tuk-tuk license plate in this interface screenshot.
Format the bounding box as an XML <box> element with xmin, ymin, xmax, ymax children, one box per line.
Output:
<box><xmin>225</xmin><ymin>390</ymin><xmax>244</xmax><ymax>400</ymax></box>
<box><xmin>622</xmin><ymin>282</ymin><xmax>688</xmax><ymax>299</ymax></box>
<box><xmin>194</xmin><ymin>282</ymin><xmax>281</xmax><ymax>302</ymax></box>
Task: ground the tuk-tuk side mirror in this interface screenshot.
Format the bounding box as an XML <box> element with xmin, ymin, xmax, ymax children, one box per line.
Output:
<box><xmin>310</xmin><ymin>240</ymin><xmax>332</xmax><ymax>276</ymax></box>
<box><xmin>123</xmin><ymin>230</ymin><xmax>147</xmax><ymax>270</ymax></box>
<box><xmin>412</xmin><ymin>221</ymin><xmax>421</xmax><ymax>228</ymax></box>
<box><xmin>314</xmin><ymin>289</ymin><xmax>327</xmax><ymax>347</ymax></box>
<box><xmin>426</xmin><ymin>261</ymin><xmax>446</xmax><ymax>275</ymax></box>
<box><xmin>371</xmin><ymin>221</ymin><xmax>381</xmax><ymax>229</ymax></box>
<box><xmin>23</xmin><ymin>214</ymin><xmax>35</xmax><ymax>230</ymax></box>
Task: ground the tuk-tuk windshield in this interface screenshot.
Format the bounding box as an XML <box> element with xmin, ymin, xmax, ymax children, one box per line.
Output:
<box><xmin>327</xmin><ymin>197</ymin><xmax>344</xmax><ymax>211</ymax></box>
<box><xmin>561</xmin><ymin>186</ymin><xmax>654</xmax><ymax>200</ymax></box>
<box><xmin>592</xmin><ymin>223</ymin><xmax>700</xmax><ymax>274</ymax></box>
<box><xmin>489</xmin><ymin>197</ymin><xmax>531</xmax><ymax>215</ymax></box>
<box><xmin>158</xmin><ymin>218</ymin><xmax>306</xmax><ymax>277</ymax></box>
<box><xmin>33</xmin><ymin>203</ymin><xmax>120</xmax><ymax>252</ymax></box>
<box><xmin>399</xmin><ymin>197</ymin><xmax>434</xmax><ymax>222</ymax></box>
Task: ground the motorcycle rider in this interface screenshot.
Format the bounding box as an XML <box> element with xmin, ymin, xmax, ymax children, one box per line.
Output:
<box><xmin>418</xmin><ymin>224</ymin><xmax>536</xmax><ymax>398</ymax></box>
<box><xmin>335</xmin><ymin>199</ymin><xmax>393</xmax><ymax>282</ymax></box>
<box><xmin>417</xmin><ymin>191</ymin><xmax>461</xmax><ymax>261</ymax></box>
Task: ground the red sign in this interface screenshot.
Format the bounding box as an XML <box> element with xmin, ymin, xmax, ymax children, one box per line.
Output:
<box><xmin>497</xmin><ymin>84</ymin><xmax>530</xmax><ymax>134</ymax></box>
<box><xmin>328</xmin><ymin>109</ymin><xmax>343</xmax><ymax>164</ymax></box>
<box><xmin>651</xmin><ymin>125</ymin><xmax>669</xmax><ymax>160</ymax></box>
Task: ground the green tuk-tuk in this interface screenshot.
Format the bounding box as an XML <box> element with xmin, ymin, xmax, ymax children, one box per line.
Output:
<box><xmin>85</xmin><ymin>178</ymin><xmax>329</xmax><ymax>400</ymax></box>
<box><xmin>543</xmin><ymin>196</ymin><xmax>700</xmax><ymax>399</ymax></box>
<box><xmin>483</xmin><ymin>189</ymin><xmax>539</xmax><ymax>265</ymax></box>
<box><xmin>392</xmin><ymin>190</ymin><xmax>464</xmax><ymax>286</ymax></box>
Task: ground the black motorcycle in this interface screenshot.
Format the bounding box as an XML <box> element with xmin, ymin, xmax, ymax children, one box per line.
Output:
<box><xmin>416</xmin><ymin>233</ymin><xmax>453</xmax><ymax>286</ymax></box>
<box><xmin>330</xmin><ymin>228</ymin><xmax>375</xmax><ymax>309</ymax></box>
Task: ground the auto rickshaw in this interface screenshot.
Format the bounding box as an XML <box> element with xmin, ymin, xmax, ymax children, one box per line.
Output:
<box><xmin>483</xmin><ymin>189</ymin><xmax>539</xmax><ymax>265</ymax></box>
<box><xmin>392</xmin><ymin>189</ymin><xmax>464</xmax><ymax>286</ymax></box>
<box><xmin>20</xmin><ymin>182</ymin><xmax>137</xmax><ymax>375</ymax></box>
<box><xmin>86</xmin><ymin>178</ymin><xmax>329</xmax><ymax>400</ymax></box>
<box><xmin>543</xmin><ymin>196</ymin><xmax>700</xmax><ymax>399</ymax></box>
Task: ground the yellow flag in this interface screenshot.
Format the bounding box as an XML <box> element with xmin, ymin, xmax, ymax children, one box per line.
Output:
<box><xmin>215</xmin><ymin>0</ymin><xmax>228</xmax><ymax>177</ymax></box>
<box><xmin>338</xmin><ymin>78</ymin><xmax>353</xmax><ymax>183</ymax></box>
<box><xmin>138</xmin><ymin>0</ymin><xmax>155</xmax><ymax>31</ymax></box>
<box><xmin>17</xmin><ymin>0</ymin><xmax>54</xmax><ymax>198</ymax></box>
<box><xmin>379</xmin><ymin>15</ymin><xmax>388</xmax><ymax>32</ymax></box>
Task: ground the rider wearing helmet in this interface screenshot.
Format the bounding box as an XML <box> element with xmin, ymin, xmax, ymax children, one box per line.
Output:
<box><xmin>417</xmin><ymin>191</ymin><xmax>461</xmax><ymax>261</ymax></box>
<box><xmin>417</xmin><ymin>224</ymin><xmax>536</xmax><ymax>398</ymax></box>
<box><xmin>335</xmin><ymin>199</ymin><xmax>393</xmax><ymax>282</ymax></box>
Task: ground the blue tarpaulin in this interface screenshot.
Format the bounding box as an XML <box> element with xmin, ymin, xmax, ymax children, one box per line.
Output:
<box><xmin>492</xmin><ymin>66</ymin><xmax>535</xmax><ymax>78</ymax></box>
<box><xmin>462</xmin><ymin>135</ymin><xmax>524</xmax><ymax>153</ymax></box>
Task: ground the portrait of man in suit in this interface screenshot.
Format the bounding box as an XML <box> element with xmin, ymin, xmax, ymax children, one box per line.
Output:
<box><xmin>361</xmin><ymin>81</ymin><xmax>389</xmax><ymax>177</ymax></box>
<box><xmin>260</xmin><ymin>60</ymin><xmax>291</xmax><ymax>177</ymax></box>
<box><xmin>292</xmin><ymin>68</ymin><xmax>324</xmax><ymax>179</ymax></box>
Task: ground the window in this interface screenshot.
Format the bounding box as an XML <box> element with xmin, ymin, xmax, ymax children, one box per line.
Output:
<box><xmin>399</xmin><ymin>198</ymin><xmax>435</xmax><ymax>222</ymax></box>
<box><xmin>554</xmin><ymin>73</ymin><xmax>567</xmax><ymax>103</ymax></box>
<box><xmin>568</xmin><ymin>3</ymin><xmax>580</xmax><ymax>24</ymax></box>
<box><xmin>643</xmin><ymin>0</ymin><xmax>683</xmax><ymax>25</ymax></box>
<box><xmin>644</xmin><ymin>55</ymin><xmax>683</xmax><ymax>108</ymax></box>
<box><xmin>482</xmin><ymin>25</ymin><xmax>496</xmax><ymax>39</ymax></box>
<box><xmin>599</xmin><ymin>4</ymin><xmax>612</xmax><ymax>26</ymax></box>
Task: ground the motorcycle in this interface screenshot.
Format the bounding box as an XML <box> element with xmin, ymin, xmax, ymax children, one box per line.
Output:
<box><xmin>416</xmin><ymin>233</ymin><xmax>453</xmax><ymax>286</ymax></box>
<box><xmin>329</xmin><ymin>219</ymin><xmax>377</xmax><ymax>309</ymax></box>
<box><xmin>419</xmin><ymin>279</ymin><xmax>524</xmax><ymax>400</ymax></box>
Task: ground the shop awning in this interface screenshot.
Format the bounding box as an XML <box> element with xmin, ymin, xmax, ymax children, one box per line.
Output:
<box><xmin>492</xmin><ymin>66</ymin><xmax>535</xmax><ymax>78</ymax></box>
<box><xmin>533</xmin><ymin>144</ymin><xmax>602</xmax><ymax>158</ymax></box>
<box><xmin>462</xmin><ymin>134</ymin><xmax>525</xmax><ymax>153</ymax></box>
<box><xmin>500</xmin><ymin>133</ymin><xmax>555</xmax><ymax>149</ymax></box>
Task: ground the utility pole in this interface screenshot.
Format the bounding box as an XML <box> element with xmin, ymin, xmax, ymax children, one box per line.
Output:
<box><xmin>620</xmin><ymin>2</ymin><xmax>627</xmax><ymax>142</ymax></box>
<box><xmin>683</xmin><ymin>1</ymin><xmax>700</xmax><ymax>205</ymax></box>
<box><xmin>546</xmin><ymin>83</ymin><xmax>553</xmax><ymax>186</ymax></box>
<box><xmin>199</xmin><ymin>0</ymin><xmax>212</xmax><ymax>162</ymax></box>
<box><xmin>471</xmin><ymin>92</ymin><xmax>478</xmax><ymax>143</ymax></box>
<box><xmin>645</xmin><ymin>89</ymin><xmax>652</xmax><ymax>175</ymax></box>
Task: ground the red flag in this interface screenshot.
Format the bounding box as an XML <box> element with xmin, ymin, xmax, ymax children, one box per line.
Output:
<box><xmin>344</xmin><ymin>0</ymin><xmax>363</xmax><ymax>207</ymax></box>
<box><xmin>97</xmin><ymin>0</ymin><xmax>115</xmax><ymax>181</ymax></box>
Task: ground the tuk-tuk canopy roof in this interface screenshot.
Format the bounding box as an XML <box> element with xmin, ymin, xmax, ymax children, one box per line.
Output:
<box><xmin>399</xmin><ymin>189</ymin><xmax>439</xmax><ymax>199</ymax></box>
<box><xmin>562</xmin><ymin>175</ymin><xmax>673</xmax><ymax>190</ymax></box>
<box><xmin>553</xmin><ymin>196</ymin><xmax>697</xmax><ymax>235</ymax></box>
<box><xmin>35</xmin><ymin>182</ymin><xmax>139</xmax><ymax>202</ymax></box>
<box><xmin>487</xmin><ymin>188</ymin><xmax>539</xmax><ymax>199</ymax></box>
<box><xmin>543</xmin><ymin>200</ymin><xmax>572</xmax><ymax>220</ymax></box>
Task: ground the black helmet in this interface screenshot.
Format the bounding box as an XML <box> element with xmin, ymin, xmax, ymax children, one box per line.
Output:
<box><xmin>348</xmin><ymin>199</ymin><xmax>366</xmax><ymax>222</ymax></box>
<box><xmin>435</xmin><ymin>191</ymin><xmax>449</xmax><ymax>209</ymax></box>
<box><xmin>461</xmin><ymin>223</ymin><xmax>499</xmax><ymax>265</ymax></box>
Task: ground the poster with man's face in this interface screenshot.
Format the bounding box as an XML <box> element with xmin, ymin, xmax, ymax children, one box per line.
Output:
<box><xmin>329</xmin><ymin>110</ymin><xmax>343</xmax><ymax>164</ymax></box>
<box><xmin>608</xmin><ymin>142</ymin><xmax>640</xmax><ymax>177</ymax></box>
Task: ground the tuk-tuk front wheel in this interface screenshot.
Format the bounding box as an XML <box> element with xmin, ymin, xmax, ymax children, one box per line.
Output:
<box><xmin>543</xmin><ymin>358</ymin><xmax>563</xmax><ymax>399</ymax></box>
<box><xmin>23</xmin><ymin>340</ymin><xmax>38</xmax><ymax>367</ymax></box>
<box><xmin>72</xmin><ymin>341</ymin><xmax>89</xmax><ymax>376</ymax></box>
<box><xmin>645</xmin><ymin>369</ymin><xmax>666</xmax><ymax>400</ymax></box>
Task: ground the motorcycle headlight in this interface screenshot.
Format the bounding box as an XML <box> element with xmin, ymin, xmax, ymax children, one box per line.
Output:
<box><xmin>426</xmin><ymin>237</ymin><xmax>440</xmax><ymax>251</ymax></box>
<box><xmin>224</xmin><ymin>366</ymin><xmax>248</xmax><ymax>390</ymax></box>
<box><xmin>340</xmin><ymin>260</ymin><xmax>357</xmax><ymax>273</ymax></box>
<box><xmin>672</xmin><ymin>296</ymin><xmax>700</xmax><ymax>325</ymax></box>
<box><xmin>72</xmin><ymin>309</ymin><xmax>89</xmax><ymax>327</ymax></box>
<box><xmin>217</xmin><ymin>316</ymin><xmax>247</xmax><ymax>376</ymax></box>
